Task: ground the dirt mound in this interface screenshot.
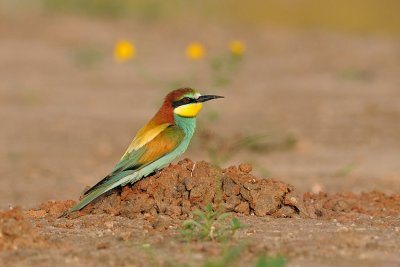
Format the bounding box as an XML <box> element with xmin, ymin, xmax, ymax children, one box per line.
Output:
<box><xmin>31</xmin><ymin>159</ymin><xmax>400</xmax><ymax>222</ymax></box>
<box><xmin>0</xmin><ymin>207</ymin><xmax>42</xmax><ymax>250</ymax></box>
<box><xmin>57</xmin><ymin>159</ymin><xmax>308</xmax><ymax>219</ymax></box>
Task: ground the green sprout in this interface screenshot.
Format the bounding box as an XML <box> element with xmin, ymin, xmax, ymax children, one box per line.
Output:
<box><xmin>253</xmin><ymin>255</ymin><xmax>287</xmax><ymax>267</ymax></box>
<box><xmin>180</xmin><ymin>204</ymin><xmax>242</xmax><ymax>242</ymax></box>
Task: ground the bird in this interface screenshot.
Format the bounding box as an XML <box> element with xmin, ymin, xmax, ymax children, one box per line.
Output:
<box><xmin>60</xmin><ymin>88</ymin><xmax>223</xmax><ymax>217</ymax></box>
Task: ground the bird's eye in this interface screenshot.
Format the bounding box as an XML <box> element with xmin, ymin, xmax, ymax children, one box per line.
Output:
<box><xmin>172</xmin><ymin>97</ymin><xmax>194</xmax><ymax>108</ymax></box>
<box><xmin>181</xmin><ymin>97</ymin><xmax>191</xmax><ymax>104</ymax></box>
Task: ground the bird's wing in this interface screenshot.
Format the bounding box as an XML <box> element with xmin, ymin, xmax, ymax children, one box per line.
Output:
<box><xmin>112</xmin><ymin>122</ymin><xmax>173</xmax><ymax>174</ymax></box>
<box><xmin>112</xmin><ymin>124</ymin><xmax>185</xmax><ymax>174</ymax></box>
<box><xmin>82</xmin><ymin>124</ymin><xmax>185</xmax><ymax>196</ymax></box>
<box><xmin>120</xmin><ymin>122</ymin><xmax>172</xmax><ymax>159</ymax></box>
<box><xmin>60</xmin><ymin>124</ymin><xmax>186</xmax><ymax>217</ymax></box>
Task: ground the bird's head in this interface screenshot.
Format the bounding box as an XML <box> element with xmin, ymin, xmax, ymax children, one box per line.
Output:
<box><xmin>165</xmin><ymin>88</ymin><xmax>224</xmax><ymax>118</ymax></box>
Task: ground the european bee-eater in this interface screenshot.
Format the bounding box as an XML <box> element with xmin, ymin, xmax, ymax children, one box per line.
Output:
<box><xmin>61</xmin><ymin>88</ymin><xmax>223</xmax><ymax>217</ymax></box>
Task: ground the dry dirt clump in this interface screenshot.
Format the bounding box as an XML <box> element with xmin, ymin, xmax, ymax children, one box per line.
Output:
<box><xmin>36</xmin><ymin>200</ymin><xmax>76</xmax><ymax>218</ymax></box>
<box><xmin>24</xmin><ymin>200</ymin><xmax>76</xmax><ymax>220</ymax></box>
<box><xmin>0</xmin><ymin>207</ymin><xmax>42</xmax><ymax>250</ymax></box>
<box><xmin>69</xmin><ymin>159</ymin><xmax>309</xmax><ymax>219</ymax></box>
<box><xmin>304</xmin><ymin>191</ymin><xmax>400</xmax><ymax>220</ymax></box>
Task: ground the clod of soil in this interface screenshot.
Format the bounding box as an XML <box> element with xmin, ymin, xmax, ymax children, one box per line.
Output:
<box><xmin>55</xmin><ymin>159</ymin><xmax>308</xmax><ymax>219</ymax></box>
<box><xmin>0</xmin><ymin>207</ymin><xmax>42</xmax><ymax>250</ymax></box>
<box><xmin>304</xmin><ymin>191</ymin><xmax>400</xmax><ymax>221</ymax></box>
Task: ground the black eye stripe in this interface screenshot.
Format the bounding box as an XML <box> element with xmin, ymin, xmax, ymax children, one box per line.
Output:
<box><xmin>172</xmin><ymin>97</ymin><xmax>196</xmax><ymax>108</ymax></box>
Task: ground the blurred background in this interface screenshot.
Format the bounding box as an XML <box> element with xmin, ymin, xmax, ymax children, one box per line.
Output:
<box><xmin>1</xmin><ymin>0</ymin><xmax>399</xmax><ymax>207</ymax></box>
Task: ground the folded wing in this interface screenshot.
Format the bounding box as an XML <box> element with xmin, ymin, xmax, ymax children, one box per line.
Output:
<box><xmin>59</xmin><ymin>124</ymin><xmax>185</xmax><ymax>216</ymax></box>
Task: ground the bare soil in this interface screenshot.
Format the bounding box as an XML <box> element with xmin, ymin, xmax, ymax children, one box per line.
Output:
<box><xmin>1</xmin><ymin>14</ymin><xmax>400</xmax><ymax>267</ymax></box>
<box><xmin>1</xmin><ymin>160</ymin><xmax>400</xmax><ymax>267</ymax></box>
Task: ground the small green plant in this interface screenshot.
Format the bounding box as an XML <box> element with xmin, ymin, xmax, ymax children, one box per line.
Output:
<box><xmin>335</xmin><ymin>162</ymin><xmax>357</xmax><ymax>177</ymax></box>
<box><xmin>71</xmin><ymin>46</ymin><xmax>105</xmax><ymax>67</ymax></box>
<box><xmin>336</xmin><ymin>68</ymin><xmax>373</xmax><ymax>82</ymax></box>
<box><xmin>253</xmin><ymin>255</ymin><xmax>287</xmax><ymax>267</ymax></box>
<box><xmin>210</xmin><ymin>52</ymin><xmax>243</xmax><ymax>88</ymax></box>
<box><xmin>197</xmin><ymin>130</ymin><xmax>297</xmax><ymax>167</ymax></box>
<box><xmin>200</xmin><ymin>243</ymin><xmax>244</xmax><ymax>267</ymax></box>
<box><xmin>180</xmin><ymin>204</ymin><xmax>242</xmax><ymax>242</ymax></box>
<box><xmin>198</xmin><ymin>246</ymin><xmax>286</xmax><ymax>267</ymax></box>
<box><xmin>141</xmin><ymin>243</ymin><xmax>158</xmax><ymax>267</ymax></box>
<box><xmin>41</xmin><ymin>0</ymin><xmax>129</xmax><ymax>18</ymax></box>
<box><xmin>20</xmin><ymin>88</ymin><xmax>41</xmax><ymax>105</ymax></box>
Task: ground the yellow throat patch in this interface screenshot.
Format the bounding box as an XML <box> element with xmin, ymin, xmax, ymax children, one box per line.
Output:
<box><xmin>174</xmin><ymin>103</ymin><xmax>203</xmax><ymax>117</ymax></box>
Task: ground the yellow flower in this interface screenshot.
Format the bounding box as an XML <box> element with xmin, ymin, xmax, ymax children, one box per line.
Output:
<box><xmin>185</xmin><ymin>42</ymin><xmax>205</xmax><ymax>60</ymax></box>
<box><xmin>229</xmin><ymin>40</ymin><xmax>245</xmax><ymax>56</ymax></box>
<box><xmin>114</xmin><ymin>40</ymin><xmax>135</xmax><ymax>62</ymax></box>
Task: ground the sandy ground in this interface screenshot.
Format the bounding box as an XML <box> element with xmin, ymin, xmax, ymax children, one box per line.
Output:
<box><xmin>0</xmin><ymin>15</ymin><xmax>400</xmax><ymax>266</ymax></box>
<box><xmin>1</xmin><ymin>160</ymin><xmax>400</xmax><ymax>267</ymax></box>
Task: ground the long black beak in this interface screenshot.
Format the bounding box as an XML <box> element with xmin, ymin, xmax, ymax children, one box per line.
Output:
<box><xmin>196</xmin><ymin>95</ymin><xmax>224</xmax><ymax>103</ymax></box>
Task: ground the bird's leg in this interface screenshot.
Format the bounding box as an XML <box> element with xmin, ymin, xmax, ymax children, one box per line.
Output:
<box><xmin>190</xmin><ymin>162</ymin><xmax>196</xmax><ymax>177</ymax></box>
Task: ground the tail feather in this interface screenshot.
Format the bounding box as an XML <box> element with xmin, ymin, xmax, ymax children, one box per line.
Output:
<box><xmin>59</xmin><ymin>170</ymin><xmax>135</xmax><ymax>218</ymax></box>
